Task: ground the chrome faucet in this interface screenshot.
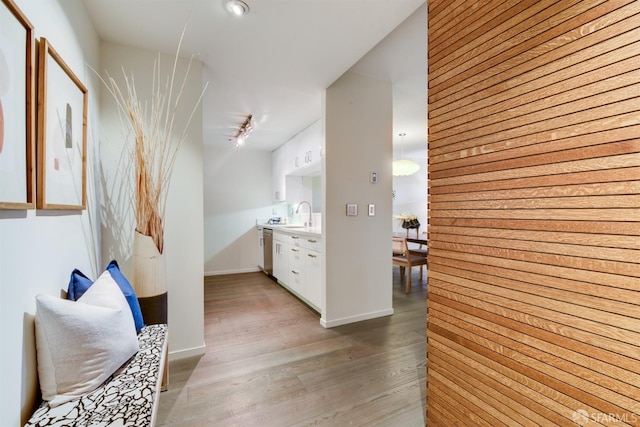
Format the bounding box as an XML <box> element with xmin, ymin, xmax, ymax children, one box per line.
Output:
<box><xmin>296</xmin><ymin>201</ymin><xmax>312</xmax><ymax>228</ymax></box>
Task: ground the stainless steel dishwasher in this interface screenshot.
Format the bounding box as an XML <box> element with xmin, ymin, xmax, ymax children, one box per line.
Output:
<box><xmin>263</xmin><ymin>227</ymin><xmax>273</xmax><ymax>275</ymax></box>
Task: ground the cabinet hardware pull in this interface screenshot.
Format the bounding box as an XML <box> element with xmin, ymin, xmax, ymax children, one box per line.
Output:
<box><xmin>308</xmin><ymin>254</ymin><xmax>317</xmax><ymax>258</ymax></box>
<box><xmin>307</xmin><ymin>239</ymin><xmax>317</xmax><ymax>243</ymax></box>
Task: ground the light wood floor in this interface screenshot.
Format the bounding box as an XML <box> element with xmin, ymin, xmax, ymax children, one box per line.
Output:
<box><xmin>156</xmin><ymin>269</ymin><xmax>427</xmax><ymax>426</ymax></box>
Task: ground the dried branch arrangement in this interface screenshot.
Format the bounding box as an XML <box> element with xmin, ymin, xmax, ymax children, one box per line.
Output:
<box><xmin>97</xmin><ymin>34</ymin><xmax>206</xmax><ymax>253</ymax></box>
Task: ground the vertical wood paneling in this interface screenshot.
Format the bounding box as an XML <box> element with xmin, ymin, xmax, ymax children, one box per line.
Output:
<box><xmin>427</xmin><ymin>1</ymin><xmax>640</xmax><ymax>425</ymax></box>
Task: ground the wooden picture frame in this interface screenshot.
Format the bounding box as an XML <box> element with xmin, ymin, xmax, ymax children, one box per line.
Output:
<box><xmin>0</xmin><ymin>0</ymin><xmax>35</xmax><ymax>209</ymax></box>
<box><xmin>37</xmin><ymin>37</ymin><xmax>87</xmax><ymax>210</ymax></box>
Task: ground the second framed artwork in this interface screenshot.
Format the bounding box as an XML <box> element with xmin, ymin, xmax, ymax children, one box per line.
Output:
<box><xmin>37</xmin><ymin>37</ymin><xmax>87</xmax><ymax>210</ymax></box>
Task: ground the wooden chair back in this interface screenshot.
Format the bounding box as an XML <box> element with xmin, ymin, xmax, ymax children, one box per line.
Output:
<box><xmin>392</xmin><ymin>237</ymin><xmax>406</xmax><ymax>255</ymax></box>
<box><xmin>392</xmin><ymin>237</ymin><xmax>427</xmax><ymax>293</ymax></box>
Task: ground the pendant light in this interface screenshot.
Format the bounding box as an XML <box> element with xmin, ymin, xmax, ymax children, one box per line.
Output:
<box><xmin>392</xmin><ymin>133</ymin><xmax>420</xmax><ymax>176</ymax></box>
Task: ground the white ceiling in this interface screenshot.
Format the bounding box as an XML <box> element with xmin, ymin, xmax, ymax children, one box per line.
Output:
<box><xmin>81</xmin><ymin>0</ymin><xmax>427</xmax><ymax>154</ymax></box>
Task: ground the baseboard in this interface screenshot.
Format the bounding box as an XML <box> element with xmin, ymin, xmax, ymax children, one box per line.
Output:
<box><xmin>204</xmin><ymin>267</ymin><xmax>262</xmax><ymax>276</ymax></box>
<box><xmin>320</xmin><ymin>308</ymin><xmax>394</xmax><ymax>328</ymax></box>
<box><xmin>168</xmin><ymin>343</ymin><xmax>206</xmax><ymax>361</ymax></box>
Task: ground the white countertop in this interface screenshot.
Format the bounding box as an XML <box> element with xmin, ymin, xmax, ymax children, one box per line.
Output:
<box><xmin>258</xmin><ymin>223</ymin><xmax>322</xmax><ymax>237</ymax></box>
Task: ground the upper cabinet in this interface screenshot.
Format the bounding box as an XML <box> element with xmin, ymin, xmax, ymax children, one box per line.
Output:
<box><xmin>289</xmin><ymin>120</ymin><xmax>322</xmax><ymax>172</ymax></box>
<box><xmin>272</xmin><ymin>145</ymin><xmax>286</xmax><ymax>202</ymax></box>
<box><xmin>272</xmin><ymin>119</ymin><xmax>323</xmax><ymax>202</ymax></box>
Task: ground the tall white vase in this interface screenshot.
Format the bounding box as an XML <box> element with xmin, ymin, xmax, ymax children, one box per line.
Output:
<box><xmin>131</xmin><ymin>231</ymin><xmax>167</xmax><ymax>325</ymax></box>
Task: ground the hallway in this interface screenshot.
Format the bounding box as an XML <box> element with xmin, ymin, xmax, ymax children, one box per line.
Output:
<box><xmin>157</xmin><ymin>271</ymin><xmax>427</xmax><ymax>426</ymax></box>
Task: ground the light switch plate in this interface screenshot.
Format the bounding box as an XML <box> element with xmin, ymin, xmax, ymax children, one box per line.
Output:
<box><xmin>346</xmin><ymin>203</ymin><xmax>358</xmax><ymax>216</ymax></box>
<box><xmin>368</xmin><ymin>204</ymin><xmax>375</xmax><ymax>216</ymax></box>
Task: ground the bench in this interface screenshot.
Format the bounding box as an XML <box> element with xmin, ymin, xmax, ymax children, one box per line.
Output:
<box><xmin>25</xmin><ymin>324</ymin><xmax>168</xmax><ymax>427</ymax></box>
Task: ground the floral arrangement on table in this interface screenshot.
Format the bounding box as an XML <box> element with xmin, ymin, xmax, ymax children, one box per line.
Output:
<box><xmin>395</xmin><ymin>213</ymin><xmax>421</xmax><ymax>232</ymax></box>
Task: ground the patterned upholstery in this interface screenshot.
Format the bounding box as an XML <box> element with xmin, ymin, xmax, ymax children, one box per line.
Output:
<box><xmin>25</xmin><ymin>324</ymin><xmax>168</xmax><ymax>427</ymax></box>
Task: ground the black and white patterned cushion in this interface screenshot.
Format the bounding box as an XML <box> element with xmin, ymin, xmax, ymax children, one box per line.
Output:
<box><xmin>25</xmin><ymin>324</ymin><xmax>168</xmax><ymax>427</ymax></box>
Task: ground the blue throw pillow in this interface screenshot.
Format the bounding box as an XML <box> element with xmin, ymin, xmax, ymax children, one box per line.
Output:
<box><xmin>67</xmin><ymin>269</ymin><xmax>93</xmax><ymax>300</ymax></box>
<box><xmin>105</xmin><ymin>260</ymin><xmax>146</xmax><ymax>333</ymax></box>
<box><xmin>66</xmin><ymin>261</ymin><xmax>146</xmax><ymax>333</ymax></box>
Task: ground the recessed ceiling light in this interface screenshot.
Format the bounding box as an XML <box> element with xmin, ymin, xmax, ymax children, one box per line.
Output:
<box><xmin>226</xmin><ymin>0</ymin><xmax>249</xmax><ymax>16</ymax></box>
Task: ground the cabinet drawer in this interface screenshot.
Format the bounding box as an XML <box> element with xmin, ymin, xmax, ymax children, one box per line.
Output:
<box><xmin>274</xmin><ymin>231</ymin><xmax>321</xmax><ymax>251</ymax></box>
<box><xmin>289</xmin><ymin>234</ymin><xmax>303</xmax><ymax>247</ymax></box>
<box><xmin>289</xmin><ymin>246</ymin><xmax>304</xmax><ymax>267</ymax></box>
<box><xmin>288</xmin><ymin>268</ymin><xmax>302</xmax><ymax>292</ymax></box>
<box><xmin>302</xmin><ymin>236</ymin><xmax>321</xmax><ymax>252</ymax></box>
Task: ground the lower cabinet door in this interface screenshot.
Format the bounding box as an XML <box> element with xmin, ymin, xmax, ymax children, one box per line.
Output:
<box><xmin>288</xmin><ymin>246</ymin><xmax>304</xmax><ymax>293</ymax></box>
<box><xmin>288</xmin><ymin>268</ymin><xmax>303</xmax><ymax>294</ymax></box>
<box><xmin>305</xmin><ymin>249</ymin><xmax>322</xmax><ymax>309</ymax></box>
<box><xmin>273</xmin><ymin>241</ymin><xmax>289</xmax><ymax>282</ymax></box>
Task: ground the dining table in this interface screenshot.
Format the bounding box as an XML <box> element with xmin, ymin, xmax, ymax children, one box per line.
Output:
<box><xmin>392</xmin><ymin>231</ymin><xmax>428</xmax><ymax>246</ymax></box>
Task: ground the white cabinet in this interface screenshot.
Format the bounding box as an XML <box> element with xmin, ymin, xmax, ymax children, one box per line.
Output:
<box><xmin>290</xmin><ymin>120</ymin><xmax>322</xmax><ymax>172</ymax></box>
<box><xmin>273</xmin><ymin>233</ymin><xmax>290</xmax><ymax>282</ymax></box>
<box><xmin>257</xmin><ymin>228</ymin><xmax>264</xmax><ymax>270</ymax></box>
<box><xmin>273</xmin><ymin>230</ymin><xmax>322</xmax><ymax>311</ymax></box>
<box><xmin>287</xmin><ymin>243</ymin><xmax>304</xmax><ymax>294</ymax></box>
<box><xmin>272</xmin><ymin>145</ymin><xmax>286</xmax><ymax>202</ymax></box>
<box><xmin>298</xmin><ymin>234</ymin><xmax>321</xmax><ymax>308</ymax></box>
<box><xmin>305</xmin><ymin>248</ymin><xmax>321</xmax><ymax>309</ymax></box>
<box><xmin>272</xmin><ymin>120</ymin><xmax>323</xmax><ymax>203</ymax></box>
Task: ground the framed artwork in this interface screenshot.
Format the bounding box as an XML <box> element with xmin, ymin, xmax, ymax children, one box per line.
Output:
<box><xmin>0</xmin><ymin>0</ymin><xmax>35</xmax><ymax>209</ymax></box>
<box><xmin>37</xmin><ymin>37</ymin><xmax>87</xmax><ymax>210</ymax></box>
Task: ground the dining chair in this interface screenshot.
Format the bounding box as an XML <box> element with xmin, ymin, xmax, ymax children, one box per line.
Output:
<box><xmin>392</xmin><ymin>237</ymin><xmax>428</xmax><ymax>293</ymax></box>
<box><xmin>408</xmin><ymin>244</ymin><xmax>427</xmax><ymax>279</ymax></box>
<box><xmin>392</xmin><ymin>236</ymin><xmax>405</xmax><ymax>256</ymax></box>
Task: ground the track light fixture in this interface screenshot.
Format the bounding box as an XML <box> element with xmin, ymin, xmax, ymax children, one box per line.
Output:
<box><xmin>233</xmin><ymin>114</ymin><xmax>253</xmax><ymax>148</ymax></box>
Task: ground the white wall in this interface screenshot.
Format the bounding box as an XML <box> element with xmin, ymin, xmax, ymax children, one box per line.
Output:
<box><xmin>98</xmin><ymin>42</ymin><xmax>205</xmax><ymax>359</ymax></box>
<box><xmin>0</xmin><ymin>1</ymin><xmax>100</xmax><ymax>423</ymax></box>
<box><xmin>393</xmin><ymin>150</ymin><xmax>428</xmax><ymax>236</ymax></box>
<box><xmin>323</xmin><ymin>70</ymin><xmax>394</xmax><ymax>327</ymax></box>
<box><xmin>203</xmin><ymin>145</ymin><xmax>275</xmax><ymax>275</ymax></box>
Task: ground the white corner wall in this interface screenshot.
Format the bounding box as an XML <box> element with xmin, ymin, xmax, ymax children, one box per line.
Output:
<box><xmin>203</xmin><ymin>145</ymin><xmax>274</xmax><ymax>275</ymax></box>
<box><xmin>98</xmin><ymin>42</ymin><xmax>205</xmax><ymax>360</ymax></box>
<box><xmin>0</xmin><ymin>1</ymin><xmax>101</xmax><ymax>424</ymax></box>
<box><xmin>323</xmin><ymin>70</ymin><xmax>393</xmax><ymax>327</ymax></box>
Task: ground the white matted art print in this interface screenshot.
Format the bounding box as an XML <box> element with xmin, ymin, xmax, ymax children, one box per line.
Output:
<box><xmin>0</xmin><ymin>0</ymin><xmax>34</xmax><ymax>209</ymax></box>
<box><xmin>37</xmin><ymin>37</ymin><xmax>87</xmax><ymax>210</ymax></box>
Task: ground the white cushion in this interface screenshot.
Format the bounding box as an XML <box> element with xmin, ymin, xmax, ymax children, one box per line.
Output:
<box><xmin>35</xmin><ymin>270</ymin><xmax>139</xmax><ymax>407</ymax></box>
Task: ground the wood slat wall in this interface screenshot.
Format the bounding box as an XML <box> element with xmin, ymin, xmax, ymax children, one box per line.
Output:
<box><xmin>427</xmin><ymin>1</ymin><xmax>640</xmax><ymax>426</ymax></box>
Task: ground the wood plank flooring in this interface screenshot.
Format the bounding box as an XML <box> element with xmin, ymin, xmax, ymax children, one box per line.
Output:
<box><xmin>156</xmin><ymin>269</ymin><xmax>427</xmax><ymax>426</ymax></box>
